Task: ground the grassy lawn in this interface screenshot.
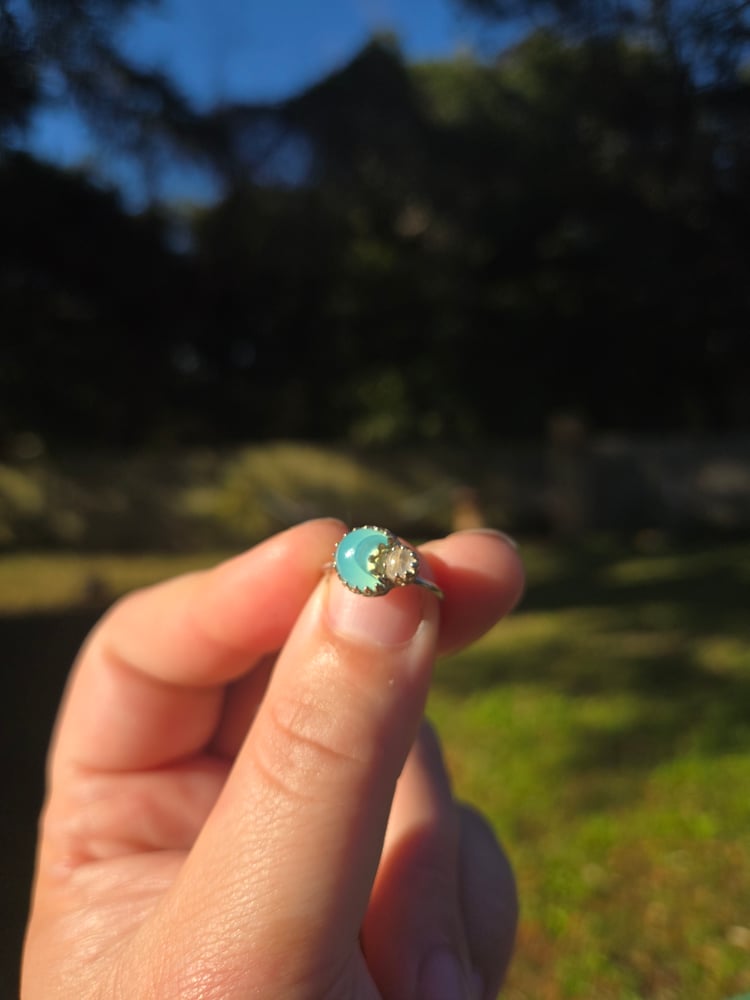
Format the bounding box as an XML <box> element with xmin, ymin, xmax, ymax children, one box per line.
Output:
<box><xmin>2</xmin><ymin>540</ymin><xmax>749</xmax><ymax>998</ymax></box>
<box><xmin>431</xmin><ymin>541</ymin><xmax>750</xmax><ymax>999</ymax></box>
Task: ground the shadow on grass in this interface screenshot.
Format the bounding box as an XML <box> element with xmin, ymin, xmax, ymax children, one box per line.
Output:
<box><xmin>526</xmin><ymin>543</ymin><xmax>749</xmax><ymax>633</ymax></box>
<box><xmin>436</xmin><ymin>540</ymin><xmax>750</xmax><ymax>798</ymax></box>
<box><xmin>0</xmin><ymin>604</ymin><xmax>105</xmax><ymax>998</ymax></box>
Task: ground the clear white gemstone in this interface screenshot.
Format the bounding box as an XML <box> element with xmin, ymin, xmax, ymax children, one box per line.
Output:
<box><xmin>376</xmin><ymin>544</ymin><xmax>417</xmax><ymax>585</ymax></box>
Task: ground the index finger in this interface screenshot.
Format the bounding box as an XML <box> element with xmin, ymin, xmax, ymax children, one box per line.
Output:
<box><xmin>51</xmin><ymin>518</ymin><xmax>346</xmax><ymax>775</ymax></box>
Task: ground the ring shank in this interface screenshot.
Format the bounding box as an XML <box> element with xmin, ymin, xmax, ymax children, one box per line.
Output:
<box><xmin>414</xmin><ymin>576</ymin><xmax>444</xmax><ymax>600</ymax></box>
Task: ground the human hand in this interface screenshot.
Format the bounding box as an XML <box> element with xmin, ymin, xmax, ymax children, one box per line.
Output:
<box><xmin>22</xmin><ymin>519</ymin><xmax>524</xmax><ymax>999</ymax></box>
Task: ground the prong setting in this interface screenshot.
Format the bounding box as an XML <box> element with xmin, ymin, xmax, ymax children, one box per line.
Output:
<box><xmin>333</xmin><ymin>525</ymin><xmax>442</xmax><ymax>599</ymax></box>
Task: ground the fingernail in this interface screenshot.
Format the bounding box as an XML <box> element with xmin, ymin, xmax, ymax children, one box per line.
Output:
<box><xmin>466</xmin><ymin>527</ymin><xmax>519</xmax><ymax>550</ymax></box>
<box><xmin>418</xmin><ymin>948</ymin><xmax>471</xmax><ymax>1000</ymax></box>
<box><xmin>326</xmin><ymin>576</ymin><xmax>423</xmax><ymax>647</ymax></box>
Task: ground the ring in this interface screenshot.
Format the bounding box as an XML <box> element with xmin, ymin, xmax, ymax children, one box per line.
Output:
<box><xmin>333</xmin><ymin>525</ymin><xmax>444</xmax><ymax>599</ymax></box>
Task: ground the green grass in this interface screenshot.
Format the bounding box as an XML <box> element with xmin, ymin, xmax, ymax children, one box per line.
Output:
<box><xmin>430</xmin><ymin>541</ymin><xmax>750</xmax><ymax>999</ymax></box>
<box><xmin>0</xmin><ymin>550</ymin><xmax>230</xmax><ymax>612</ymax></box>
<box><xmin>3</xmin><ymin>541</ymin><xmax>750</xmax><ymax>998</ymax></box>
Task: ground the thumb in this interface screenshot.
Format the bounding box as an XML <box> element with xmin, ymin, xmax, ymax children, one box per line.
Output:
<box><xmin>138</xmin><ymin>569</ymin><xmax>440</xmax><ymax>998</ymax></box>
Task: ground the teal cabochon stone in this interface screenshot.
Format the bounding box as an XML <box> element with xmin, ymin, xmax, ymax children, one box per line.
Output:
<box><xmin>335</xmin><ymin>526</ymin><xmax>391</xmax><ymax>593</ymax></box>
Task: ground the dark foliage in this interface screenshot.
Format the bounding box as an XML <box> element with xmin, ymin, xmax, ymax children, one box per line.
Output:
<box><xmin>1</xmin><ymin>3</ymin><xmax>749</xmax><ymax>448</ymax></box>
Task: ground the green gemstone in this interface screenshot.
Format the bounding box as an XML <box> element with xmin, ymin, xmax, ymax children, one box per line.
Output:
<box><xmin>334</xmin><ymin>526</ymin><xmax>393</xmax><ymax>595</ymax></box>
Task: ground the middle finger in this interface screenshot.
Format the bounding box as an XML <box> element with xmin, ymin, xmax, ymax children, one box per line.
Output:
<box><xmin>362</xmin><ymin>721</ymin><xmax>473</xmax><ymax>999</ymax></box>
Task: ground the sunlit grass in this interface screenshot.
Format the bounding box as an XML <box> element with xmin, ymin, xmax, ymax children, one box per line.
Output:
<box><xmin>429</xmin><ymin>541</ymin><xmax>750</xmax><ymax>998</ymax></box>
<box><xmin>3</xmin><ymin>541</ymin><xmax>750</xmax><ymax>998</ymax></box>
<box><xmin>0</xmin><ymin>551</ymin><xmax>230</xmax><ymax>612</ymax></box>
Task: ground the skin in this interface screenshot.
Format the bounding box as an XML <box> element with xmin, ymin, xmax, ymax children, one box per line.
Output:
<box><xmin>22</xmin><ymin>519</ymin><xmax>524</xmax><ymax>1000</ymax></box>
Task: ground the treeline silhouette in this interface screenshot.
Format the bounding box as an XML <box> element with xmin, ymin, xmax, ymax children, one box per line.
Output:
<box><xmin>1</xmin><ymin>1</ymin><xmax>749</xmax><ymax>449</ymax></box>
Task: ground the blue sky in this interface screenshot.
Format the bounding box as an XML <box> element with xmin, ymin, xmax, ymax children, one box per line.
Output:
<box><xmin>22</xmin><ymin>0</ymin><xmax>513</xmax><ymax>205</ymax></box>
<box><xmin>117</xmin><ymin>0</ymin><xmax>501</xmax><ymax>106</ymax></box>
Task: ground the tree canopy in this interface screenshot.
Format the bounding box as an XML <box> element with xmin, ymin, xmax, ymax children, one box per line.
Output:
<box><xmin>1</xmin><ymin>2</ymin><xmax>749</xmax><ymax>449</ymax></box>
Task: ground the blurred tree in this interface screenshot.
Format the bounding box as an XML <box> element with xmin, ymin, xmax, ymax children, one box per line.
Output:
<box><xmin>0</xmin><ymin>152</ymin><xmax>194</xmax><ymax>447</ymax></box>
<box><xmin>448</xmin><ymin>0</ymin><xmax>750</xmax><ymax>432</ymax></box>
<box><xmin>1</xmin><ymin>6</ymin><xmax>749</xmax><ymax>447</ymax></box>
<box><xmin>455</xmin><ymin>0</ymin><xmax>750</xmax><ymax>82</ymax></box>
<box><xmin>191</xmin><ymin>32</ymin><xmax>749</xmax><ymax>440</ymax></box>
<box><xmin>0</xmin><ymin>0</ymin><xmax>224</xmax><ymax>449</ymax></box>
<box><xmin>0</xmin><ymin>2</ymin><xmax>37</xmax><ymax>135</ymax></box>
<box><xmin>1</xmin><ymin>0</ymin><xmax>229</xmax><ymax>176</ymax></box>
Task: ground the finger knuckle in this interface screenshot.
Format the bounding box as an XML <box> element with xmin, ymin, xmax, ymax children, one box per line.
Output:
<box><xmin>252</xmin><ymin>688</ymin><xmax>369</xmax><ymax>805</ymax></box>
